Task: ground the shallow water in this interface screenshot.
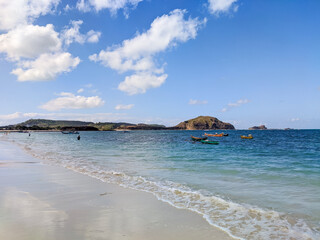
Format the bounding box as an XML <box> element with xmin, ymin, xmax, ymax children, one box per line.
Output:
<box><xmin>3</xmin><ymin>130</ymin><xmax>320</xmax><ymax>239</ymax></box>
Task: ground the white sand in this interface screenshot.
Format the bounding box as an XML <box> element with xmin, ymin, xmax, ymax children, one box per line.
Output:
<box><xmin>0</xmin><ymin>140</ymin><xmax>234</xmax><ymax>240</ymax></box>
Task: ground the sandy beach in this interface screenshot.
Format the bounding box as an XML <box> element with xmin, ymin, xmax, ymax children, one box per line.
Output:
<box><xmin>0</xmin><ymin>140</ymin><xmax>233</xmax><ymax>240</ymax></box>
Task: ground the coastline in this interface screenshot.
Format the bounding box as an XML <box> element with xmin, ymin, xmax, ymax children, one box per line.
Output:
<box><xmin>0</xmin><ymin>140</ymin><xmax>233</xmax><ymax>240</ymax></box>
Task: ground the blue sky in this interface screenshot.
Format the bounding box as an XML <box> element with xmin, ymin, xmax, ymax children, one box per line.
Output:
<box><xmin>0</xmin><ymin>0</ymin><xmax>319</xmax><ymax>129</ymax></box>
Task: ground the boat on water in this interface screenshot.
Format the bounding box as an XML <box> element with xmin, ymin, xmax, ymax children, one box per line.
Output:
<box><xmin>191</xmin><ymin>136</ymin><xmax>208</xmax><ymax>141</ymax></box>
<box><xmin>204</xmin><ymin>133</ymin><xmax>224</xmax><ymax>137</ymax></box>
<box><xmin>61</xmin><ymin>131</ymin><xmax>79</xmax><ymax>134</ymax></box>
<box><xmin>223</xmin><ymin>133</ymin><xmax>229</xmax><ymax>136</ymax></box>
<box><xmin>200</xmin><ymin>139</ymin><xmax>219</xmax><ymax>145</ymax></box>
<box><xmin>241</xmin><ymin>134</ymin><xmax>253</xmax><ymax>139</ymax></box>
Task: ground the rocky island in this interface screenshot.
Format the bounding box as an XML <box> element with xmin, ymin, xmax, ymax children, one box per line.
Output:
<box><xmin>174</xmin><ymin>116</ymin><xmax>235</xmax><ymax>130</ymax></box>
<box><xmin>249</xmin><ymin>125</ymin><xmax>267</xmax><ymax>130</ymax></box>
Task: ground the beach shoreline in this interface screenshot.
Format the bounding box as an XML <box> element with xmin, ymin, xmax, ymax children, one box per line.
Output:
<box><xmin>0</xmin><ymin>140</ymin><xmax>233</xmax><ymax>240</ymax></box>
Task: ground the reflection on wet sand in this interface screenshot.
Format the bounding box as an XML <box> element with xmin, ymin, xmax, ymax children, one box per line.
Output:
<box><xmin>0</xmin><ymin>188</ymin><xmax>68</xmax><ymax>240</ymax></box>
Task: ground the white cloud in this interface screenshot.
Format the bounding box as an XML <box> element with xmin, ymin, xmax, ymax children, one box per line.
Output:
<box><xmin>0</xmin><ymin>112</ymin><xmax>21</xmax><ymax>120</ymax></box>
<box><xmin>118</xmin><ymin>72</ymin><xmax>167</xmax><ymax>95</ymax></box>
<box><xmin>0</xmin><ymin>24</ymin><xmax>61</xmax><ymax>61</ymax></box>
<box><xmin>0</xmin><ymin>23</ymin><xmax>85</xmax><ymax>81</ymax></box>
<box><xmin>228</xmin><ymin>99</ymin><xmax>249</xmax><ymax>107</ymax></box>
<box><xmin>61</xmin><ymin>20</ymin><xmax>86</xmax><ymax>45</ymax></box>
<box><xmin>61</xmin><ymin>20</ymin><xmax>101</xmax><ymax>45</ymax></box>
<box><xmin>115</xmin><ymin>104</ymin><xmax>134</xmax><ymax>110</ymax></box>
<box><xmin>0</xmin><ymin>0</ymin><xmax>60</xmax><ymax>31</ymax></box>
<box><xmin>39</xmin><ymin>92</ymin><xmax>105</xmax><ymax>111</ymax></box>
<box><xmin>77</xmin><ymin>88</ymin><xmax>84</xmax><ymax>93</ymax></box>
<box><xmin>64</xmin><ymin>4</ymin><xmax>72</xmax><ymax>12</ymax></box>
<box><xmin>222</xmin><ymin>99</ymin><xmax>249</xmax><ymax>112</ymax></box>
<box><xmin>90</xmin><ymin>9</ymin><xmax>204</xmax><ymax>73</ymax></box>
<box><xmin>76</xmin><ymin>0</ymin><xmax>92</xmax><ymax>12</ymax></box>
<box><xmin>189</xmin><ymin>99</ymin><xmax>208</xmax><ymax>105</ymax></box>
<box><xmin>291</xmin><ymin>118</ymin><xmax>300</xmax><ymax>122</ymax></box>
<box><xmin>11</xmin><ymin>52</ymin><xmax>80</xmax><ymax>82</ymax></box>
<box><xmin>208</xmin><ymin>0</ymin><xmax>238</xmax><ymax>15</ymax></box>
<box><xmin>76</xmin><ymin>0</ymin><xmax>143</xmax><ymax>14</ymax></box>
<box><xmin>91</xmin><ymin>9</ymin><xmax>205</xmax><ymax>94</ymax></box>
<box><xmin>86</xmin><ymin>30</ymin><xmax>102</xmax><ymax>43</ymax></box>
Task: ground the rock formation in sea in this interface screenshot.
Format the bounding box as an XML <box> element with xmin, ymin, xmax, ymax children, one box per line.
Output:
<box><xmin>248</xmin><ymin>125</ymin><xmax>267</xmax><ymax>130</ymax></box>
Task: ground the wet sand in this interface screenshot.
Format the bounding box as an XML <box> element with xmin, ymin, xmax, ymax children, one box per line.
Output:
<box><xmin>0</xmin><ymin>140</ymin><xmax>233</xmax><ymax>240</ymax></box>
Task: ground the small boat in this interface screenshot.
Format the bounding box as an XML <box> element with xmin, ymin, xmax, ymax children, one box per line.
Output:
<box><xmin>241</xmin><ymin>134</ymin><xmax>253</xmax><ymax>139</ymax></box>
<box><xmin>223</xmin><ymin>133</ymin><xmax>229</xmax><ymax>136</ymax></box>
<box><xmin>200</xmin><ymin>140</ymin><xmax>219</xmax><ymax>145</ymax></box>
<box><xmin>61</xmin><ymin>131</ymin><xmax>79</xmax><ymax>134</ymax></box>
<box><xmin>204</xmin><ymin>133</ymin><xmax>224</xmax><ymax>137</ymax></box>
<box><xmin>191</xmin><ymin>136</ymin><xmax>208</xmax><ymax>141</ymax></box>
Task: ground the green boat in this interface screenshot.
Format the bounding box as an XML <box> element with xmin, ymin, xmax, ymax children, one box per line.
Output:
<box><xmin>191</xmin><ymin>136</ymin><xmax>208</xmax><ymax>141</ymax></box>
<box><xmin>200</xmin><ymin>140</ymin><xmax>219</xmax><ymax>145</ymax></box>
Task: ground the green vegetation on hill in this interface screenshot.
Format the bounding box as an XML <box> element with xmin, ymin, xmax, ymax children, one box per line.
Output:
<box><xmin>175</xmin><ymin>116</ymin><xmax>235</xmax><ymax>130</ymax></box>
<box><xmin>2</xmin><ymin>119</ymin><xmax>166</xmax><ymax>131</ymax></box>
<box><xmin>91</xmin><ymin>122</ymin><xmax>135</xmax><ymax>131</ymax></box>
<box><xmin>1</xmin><ymin>116</ymin><xmax>235</xmax><ymax>131</ymax></box>
<box><xmin>20</xmin><ymin>119</ymin><xmax>93</xmax><ymax>129</ymax></box>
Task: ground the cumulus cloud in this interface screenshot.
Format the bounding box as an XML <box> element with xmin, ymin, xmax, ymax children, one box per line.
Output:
<box><xmin>90</xmin><ymin>9</ymin><xmax>203</xmax><ymax>73</ymax></box>
<box><xmin>91</xmin><ymin>9</ymin><xmax>205</xmax><ymax>94</ymax></box>
<box><xmin>0</xmin><ymin>0</ymin><xmax>59</xmax><ymax>31</ymax></box>
<box><xmin>61</xmin><ymin>20</ymin><xmax>86</xmax><ymax>45</ymax></box>
<box><xmin>39</xmin><ymin>92</ymin><xmax>105</xmax><ymax>111</ymax></box>
<box><xmin>208</xmin><ymin>0</ymin><xmax>238</xmax><ymax>15</ymax></box>
<box><xmin>61</xmin><ymin>20</ymin><xmax>101</xmax><ymax>45</ymax></box>
<box><xmin>0</xmin><ymin>24</ymin><xmax>61</xmax><ymax>60</ymax></box>
<box><xmin>118</xmin><ymin>72</ymin><xmax>167</xmax><ymax>95</ymax></box>
<box><xmin>189</xmin><ymin>99</ymin><xmax>208</xmax><ymax>105</ymax></box>
<box><xmin>77</xmin><ymin>88</ymin><xmax>84</xmax><ymax>93</ymax></box>
<box><xmin>115</xmin><ymin>104</ymin><xmax>134</xmax><ymax>110</ymax></box>
<box><xmin>86</xmin><ymin>30</ymin><xmax>102</xmax><ymax>43</ymax></box>
<box><xmin>0</xmin><ymin>17</ymin><xmax>100</xmax><ymax>81</ymax></box>
<box><xmin>222</xmin><ymin>99</ymin><xmax>249</xmax><ymax>112</ymax></box>
<box><xmin>11</xmin><ymin>52</ymin><xmax>80</xmax><ymax>82</ymax></box>
<box><xmin>0</xmin><ymin>23</ymin><xmax>81</xmax><ymax>81</ymax></box>
<box><xmin>76</xmin><ymin>0</ymin><xmax>143</xmax><ymax>14</ymax></box>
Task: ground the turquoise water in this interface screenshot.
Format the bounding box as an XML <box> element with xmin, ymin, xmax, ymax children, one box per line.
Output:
<box><xmin>2</xmin><ymin>130</ymin><xmax>320</xmax><ymax>239</ymax></box>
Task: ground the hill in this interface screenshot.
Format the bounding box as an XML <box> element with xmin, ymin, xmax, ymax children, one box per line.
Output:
<box><xmin>2</xmin><ymin>119</ymin><xmax>166</xmax><ymax>131</ymax></box>
<box><xmin>20</xmin><ymin>119</ymin><xmax>93</xmax><ymax>128</ymax></box>
<box><xmin>1</xmin><ymin>116</ymin><xmax>235</xmax><ymax>131</ymax></box>
<box><xmin>174</xmin><ymin>116</ymin><xmax>235</xmax><ymax>130</ymax></box>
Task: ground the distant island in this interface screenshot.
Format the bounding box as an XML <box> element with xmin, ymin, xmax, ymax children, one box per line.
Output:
<box><xmin>174</xmin><ymin>116</ymin><xmax>235</xmax><ymax>130</ymax></box>
<box><xmin>249</xmin><ymin>125</ymin><xmax>267</xmax><ymax>130</ymax></box>
<box><xmin>0</xmin><ymin>116</ymin><xmax>235</xmax><ymax>131</ymax></box>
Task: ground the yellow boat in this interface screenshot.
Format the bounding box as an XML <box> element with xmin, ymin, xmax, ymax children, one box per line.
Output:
<box><xmin>204</xmin><ymin>133</ymin><xmax>224</xmax><ymax>137</ymax></box>
<box><xmin>241</xmin><ymin>134</ymin><xmax>253</xmax><ymax>139</ymax></box>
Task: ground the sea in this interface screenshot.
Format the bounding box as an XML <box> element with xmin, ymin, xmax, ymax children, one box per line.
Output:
<box><xmin>2</xmin><ymin>130</ymin><xmax>320</xmax><ymax>240</ymax></box>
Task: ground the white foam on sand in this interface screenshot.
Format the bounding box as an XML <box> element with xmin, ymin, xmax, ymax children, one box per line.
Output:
<box><xmin>2</xmin><ymin>137</ymin><xmax>319</xmax><ymax>240</ymax></box>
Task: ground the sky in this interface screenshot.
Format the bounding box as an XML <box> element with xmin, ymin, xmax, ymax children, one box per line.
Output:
<box><xmin>0</xmin><ymin>0</ymin><xmax>319</xmax><ymax>129</ymax></box>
